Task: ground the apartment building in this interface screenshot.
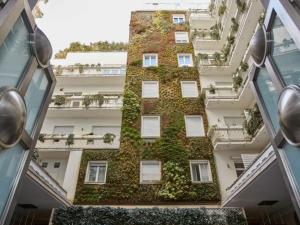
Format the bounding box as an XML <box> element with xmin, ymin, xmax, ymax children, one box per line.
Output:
<box><xmin>191</xmin><ymin>0</ymin><xmax>300</xmax><ymax>224</ymax></box>
<box><xmin>35</xmin><ymin>52</ymin><xmax>127</xmax><ymax>202</ymax></box>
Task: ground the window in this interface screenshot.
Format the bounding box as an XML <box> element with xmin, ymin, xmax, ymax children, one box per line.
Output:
<box><xmin>190</xmin><ymin>160</ymin><xmax>212</xmax><ymax>182</ymax></box>
<box><xmin>181</xmin><ymin>81</ymin><xmax>199</xmax><ymax>98</ymax></box>
<box><xmin>41</xmin><ymin>162</ymin><xmax>48</xmax><ymax>168</ymax></box>
<box><xmin>185</xmin><ymin>115</ymin><xmax>205</xmax><ymax>137</ymax></box>
<box><xmin>143</xmin><ymin>54</ymin><xmax>158</xmax><ymax>67</ymax></box>
<box><xmin>178</xmin><ymin>54</ymin><xmax>193</xmax><ymax>67</ymax></box>
<box><xmin>173</xmin><ymin>14</ymin><xmax>185</xmax><ymax>24</ymax></box>
<box><xmin>85</xmin><ymin>161</ymin><xmax>108</xmax><ymax>184</ymax></box>
<box><xmin>140</xmin><ymin>161</ymin><xmax>161</xmax><ymax>183</ymax></box>
<box><xmin>53</xmin><ymin>126</ymin><xmax>74</xmax><ymax>135</ymax></box>
<box><xmin>142</xmin><ymin>81</ymin><xmax>159</xmax><ymax>98</ymax></box>
<box><xmin>175</xmin><ymin>32</ymin><xmax>189</xmax><ymax>43</ymax></box>
<box><xmin>54</xmin><ymin>162</ymin><xmax>61</xmax><ymax>168</ymax></box>
<box><xmin>141</xmin><ymin>116</ymin><xmax>160</xmax><ymax>138</ymax></box>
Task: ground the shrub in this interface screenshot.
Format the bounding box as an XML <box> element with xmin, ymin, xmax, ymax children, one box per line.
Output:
<box><xmin>218</xmin><ymin>1</ymin><xmax>226</xmax><ymax>16</ymax></box>
<box><xmin>240</xmin><ymin>61</ymin><xmax>249</xmax><ymax>72</ymax></box>
<box><xmin>65</xmin><ymin>134</ymin><xmax>74</xmax><ymax>146</ymax></box>
<box><xmin>54</xmin><ymin>95</ymin><xmax>66</xmax><ymax>106</ymax></box>
<box><xmin>209</xmin><ymin>84</ymin><xmax>216</xmax><ymax>94</ymax></box>
<box><xmin>83</xmin><ymin>95</ymin><xmax>93</xmax><ymax>108</ymax></box>
<box><xmin>103</xmin><ymin>133</ymin><xmax>116</xmax><ymax>144</ymax></box>
<box><xmin>93</xmin><ymin>94</ymin><xmax>105</xmax><ymax>107</ymax></box>
<box><xmin>233</xmin><ymin>75</ymin><xmax>243</xmax><ymax>91</ymax></box>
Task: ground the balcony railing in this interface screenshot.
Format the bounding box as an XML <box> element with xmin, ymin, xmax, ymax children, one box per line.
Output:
<box><xmin>50</xmin><ymin>95</ymin><xmax>123</xmax><ymax>109</ymax></box>
<box><xmin>28</xmin><ymin>160</ymin><xmax>68</xmax><ymax>199</ymax></box>
<box><xmin>53</xmin><ymin>65</ymin><xmax>126</xmax><ymax>76</ymax></box>
<box><xmin>208</xmin><ymin>127</ymin><xmax>252</xmax><ymax>145</ymax></box>
<box><xmin>37</xmin><ymin>133</ymin><xmax>120</xmax><ymax>149</ymax></box>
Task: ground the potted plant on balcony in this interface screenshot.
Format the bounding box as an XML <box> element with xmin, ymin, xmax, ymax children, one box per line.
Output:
<box><xmin>218</xmin><ymin>1</ymin><xmax>226</xmax><ymax>16</ymax></box>
<box><xmin>209</xmin><ymin>84</ymin><xmax>216</xmax><ymax>94</ymax></box>
<box><xmin>38</xmin><ymin>133</ymin><xmax>45</xmax><ymax>143</ymax></box>
<box><xmin>244</xmin><ymin>104</ymin><xmax>263</xmax><ymax>136</ymax></box>
<box><xmin>93</xmin><ymin>94</ymin><xmax>105</xmax><ymax>107</ymax></box>
<box><xmin>240</xmin><ymin>61</ymin><xmax>249</xmax><ymax>72</ymax></box>
<box><xmin>83</xmin><ymin>95</ymin><xmax>93</xmax><ymax>108</ymax></box>
<box><xmin>233</xmin><ymin>75</ymin><xmax>243</xmax><ymax>92</ymax></box>
<box><xmin>103</xmin><ymin>133</ymin><xmax>116</xmax><ymax>144</ymax></box>
<box><xmin>213</xmin><ymin>52</ymin><xmax>222</xmax><ymax>65</ymax></box>
<box><xmin>231</xmin><ymin>18</ymin><xmax>239</xmax><ymax>33</ymax></box>
<box><xmin>65</xmin><ymin>134</ymin><xmax>74</xmax><ymax>146</ymax></box>
<box><xmin>227</xmin><ymin>35</ymin><xmax>235</xmax><ymax>45</ymax></box>
<box><xmin>54</xmin><ymin>95</ymin><xmax>66</xmax><ymax>106</ymax></box>
<box><xmin>236</xmin><ymin>0</ymin><xmax>247</xmax><ymax>13</ymax></box>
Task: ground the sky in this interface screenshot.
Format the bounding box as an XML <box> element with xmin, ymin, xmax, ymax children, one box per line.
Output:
<box><xmin>36</xmin><ymin>0</ymin><xmax>210</xmax><ymax>55</ymax></box>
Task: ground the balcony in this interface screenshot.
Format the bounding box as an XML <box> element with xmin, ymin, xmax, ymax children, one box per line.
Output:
<box><xmin>47</xmin><ymin>95</ymin><xmax>123</xmax><ymax>118</ymax></box>
<box><xmin>36</xmin><ymin>133</ymin><xmax>120</xmax><ymax>150</ymax></box>
<box><xmin>26</xmin><ymin>160</ymin><xmax>70</xmax><ymax>205</ymax></box>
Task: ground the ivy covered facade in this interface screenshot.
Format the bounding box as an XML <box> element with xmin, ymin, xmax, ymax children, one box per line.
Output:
<box><xmin>74</xmin><ymin>11</ymin><xmax>220</xmax><ymax>205</ymax></box>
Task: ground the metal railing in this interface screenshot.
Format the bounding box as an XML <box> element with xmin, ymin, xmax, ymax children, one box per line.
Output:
<box><xmin>53</xmin><ymin>65</ymin><xmax>126</xmax><ymax>76</ymax></box>
<box><xmin>209</xmin><ymin>127</ymin><xmax>252</xmax><ymax>145</ymax></box>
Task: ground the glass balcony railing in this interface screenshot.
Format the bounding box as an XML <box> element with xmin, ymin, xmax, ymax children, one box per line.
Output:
<box><xmin>52</xmin><ymin>65</ymin><xmax>126</xmax><ymax>76</ymax></box>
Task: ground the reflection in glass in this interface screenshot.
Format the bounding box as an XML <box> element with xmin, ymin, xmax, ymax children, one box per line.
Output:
<box><xmin>0</xmin><ymin>144</ymin><xmax>25</xmax><ymax>218</ymax></box>
<box><xmin>282</xmin><ymin>143</ymin><xmax>300</xmax><ymax>197</ymax></box>
<box><xmin>271</xmin><ymin>16</ymin><xmax>300</xmax><ymax>85</ymax></box>
<box><xmin>0</xmin><ymin>17</ymin><xmax>31</xmax><ymax>87</ymax></box>
<box><xmin>24</xmin><ymin>69</ymin><xmax>49</xmax><ymax>134</ymax></box>
<box><xmin>256</xmin><ymin>68</ymin><xmax>280</xmax><ymax>132</ymax></box>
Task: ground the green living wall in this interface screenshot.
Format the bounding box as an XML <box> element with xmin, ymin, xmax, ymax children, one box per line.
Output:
<box><xmin>74</xmin><ymin>11</ymin><xmax>220</xmax><ymax>204</ymax></box>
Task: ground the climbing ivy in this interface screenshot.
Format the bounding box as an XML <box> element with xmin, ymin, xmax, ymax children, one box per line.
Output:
<box><xmin>74</xmin><ymin>11</ymin><xmax>220</xmax><ymax>204</ymax></box>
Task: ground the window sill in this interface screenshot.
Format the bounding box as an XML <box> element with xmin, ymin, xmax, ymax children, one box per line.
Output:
<box><xmin>191</xmin><ymin>181</ymin><xmax>213</xmax><ymax>184</ymax></box>
<box><xmin>84</xmin><ymin>182</ymin><xmax>106</xmax><ymax>185</ymax></box>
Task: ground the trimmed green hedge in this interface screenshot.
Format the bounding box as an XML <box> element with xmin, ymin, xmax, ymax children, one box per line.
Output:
<box><xmin>53</xmin><ymin>207</ymin><xmax>246</xmax><ymax>225</ymax></box>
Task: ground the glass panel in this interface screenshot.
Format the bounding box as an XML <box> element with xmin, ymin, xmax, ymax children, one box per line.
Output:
<box><xmin>24</xmin><ymin>69</ymin><xmax>49</xmax><ymax>134</ymax></box>
<box><xmin>97</xmin><ymin>165</ymin><xmax>106</xmax><ymax>183</ymax></box>
<box><xmin>256</xmin><ymin>68</ymin><xmax>280</xmax><ymax>132</ymax></box>
<box><xmin>200</xmin><ymin>163</ymin><xmax>209</xmax><ymax>181</ymax></box>
<box><xmin>271</xmin><ymin>16</ymin><xmax>300</xmax><ymax>85</ymax></box>
<box><xmin>191</xmin><ymin>164</ymin><xmax>201</xmax><ymax>181</ymax></box>
<box><xmin>0</xmin><ymin>144</ymin><xmax>25</xmax><ymax>218</ymax></box>
<box><xmin>281</xmin><ymin>143</ymin><xmax>300</xmax><ymax>197</ymax></box>
<box><xmin>88</xmin><ymin>166</ymin><xmax>97</xmax><ymax>182</ymax></box>
<box><xmin>0</xmin><ymin>16</ymin><xmax>31</xmax><ymax>87</ymax></box>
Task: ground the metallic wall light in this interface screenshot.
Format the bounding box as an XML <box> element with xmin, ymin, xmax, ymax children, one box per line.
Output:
<box><xmin>0</xmin><ymin>87</ymin><xmax>27</xmax><ymax>150</ymax></box>
<box><xmin>278</xmin><ymin>85</ymin><xmax>300</xmax><ymax>146</ymax></box>
<box><xmin>249</xmin><ymin>25</ymin><xmax>271</xmax><ymax>67</ymax></box>
<box><xmin>30</xmin><ymin>27</ymin><xmax>53</xmax><ymax>68</ymax></box>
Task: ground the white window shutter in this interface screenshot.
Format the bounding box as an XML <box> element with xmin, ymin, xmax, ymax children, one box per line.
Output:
<box><xmin>185</xmin><ymin>116</ymin><xmax>205</xmax><ymax>137</ymax></box>
<box><xmin>142</xmin><ymin>116</ymin><xmax>160</xmax><ymax>137</ymax></box>
<box><xmin>241</xmin><ymin>154</ymin><xmax>258</xmax><ymax>168</ymax></box>
<box><xmin>141</xmin><ymin>161</ymin><xmax>161</xmax><ymax>182</ymax></box>
<box><xmin>181</xmin><ymin>81</ymin><xmax>198</xmax><ymax>97</ymax></box>
<box><xmin>142</xmin><ymin>81</ymin><xmax>159</xmax><ymax>98</ymax></box>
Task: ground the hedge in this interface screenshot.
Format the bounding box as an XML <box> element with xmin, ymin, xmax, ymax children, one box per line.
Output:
<box><xmin>53</xmin><ymin>207</ymin><xmax>246</xmax><ymax>225</ymax></box>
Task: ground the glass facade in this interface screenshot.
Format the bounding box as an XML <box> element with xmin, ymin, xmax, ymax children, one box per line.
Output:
<box><xmin>24</xmin><ymin>69</ymin><xmax>49</xmax><ymax>134</ymax></box>
<box><xmin>256</xmin><ymin>68</ymin><xmax>280</xmax><ymax>132</ymax></box>
<box><xmin>0</xmin><ymin>144</ymin><xmax>25</xmax><ymax>218</ymax></box>
<box><xmin>0</xmin><ymin>17</ymin><xmax>31</xmax><ymax>87</ymax></box>
<box><xmin>271</xmin><ymin>16</ymin><xmax>300</xmax><ymax>85</ymax></box>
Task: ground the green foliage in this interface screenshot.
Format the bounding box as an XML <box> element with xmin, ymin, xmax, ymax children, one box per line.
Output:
<box><xmin>122</xmin><ymin>90</ymin><xmax>141</xmax><ymax>126</ymax></box>
<box><xmin>130</xmin><ymin>59</ymin><xmax>143</xmax><ymax>67</ymax></box>
<box><xmin>236</xmin><ymin>0</ymin><xmax>247</xmax><ymax>13</ymax></box>
<box><xmin>231</xmin><ymin>18</ymin><xmax>239</xmax><ymax>33</ymax></box>
<box><xmin>213</xmin><ymin>52</ymin><xmax>222</xmax><ymax>65</ymax></box>
<box><xmin>93</xmin><ymin>94</ymin><xmax>105</xmax><ymax>107</ymax></box>
<box><xmin>240</xmin><ymin>61</ymin><xmax>249</xmax><ymax>72</ymax></box>
<box><xmin>54</xmin><ymin>95</ymin><xmax>66</xmax><ymax>106</ymax></box>
<box><xmin>233</xmin><ymin>75</ymin><xmax>243</xmax><ymax>91</ymax></box>
<box><xmin>65</xmin><ymin>134</ymin><xmax>74</xmax><ymax>146</ymax></box>
<box><xmin>83</xmin><ymin>95</ymin><xmax>93</xmax><ymax>108</ymax></box>
<box><xmin>153</xmin><ymin>11</ymin><xmax>173</xmax><ymax>33</ymax></box>
<box><xmin>103</xmin><ymin>133</ymin><xmax>116</xmax><ymax>144</ymax></box>
<box><xmin>227</xmin><ymin>35</ymin><xmax>235</xmax><ymax>45</ymax></box>
<box><xmin>53</xmin><ymin>207</ymin><xmax>246</xmax><ymax>225</ymax></box>
<box><xmin>218</xmin><ymin>1</ymin><xmax>226</xmax><ymax>16</ymax></box>
<box><xmin>209</xmin><ymin>84</ymin><xmax>216</xmax><ymax>94</ymax></box>
<box><xmin>158</xmin><ymin>161</ymin><xmax>190</xmax><ymax>200</ymax></box>
<box><xmin>55</xmin><ymin>41</ymin><xmax>128</xmax><ymax>59</ymax></box>
<box><xmin>38</xmin><ymin>133</ymin><xmax>45</xmax><ymax>143</ymax></box>
<box><xmin>245</xmin><ymin>104</ymin><xmax>263</xmax><ymax>136</ymax></box>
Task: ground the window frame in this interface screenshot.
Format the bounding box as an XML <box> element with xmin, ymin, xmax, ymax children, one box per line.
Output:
<box><xmin>180</xmin><ymin>81</ymin><xmax>199</xmax><ymax>98</ymax></box>
<box><xmin>175</xmin><ymin>32</ymin><xmax>189</xmax><ymax>43</ymax></box>
<box><xmin>184</xmin><ymin>115</ymin><xmax>205</xmax><ymax>137</ymax></box>
<box><xmin>140</xmin><ymin>160</ymin><xmax>161</xmax><ymax>184</ymax></box>
<box><xmin>172</xmin><ymin>14</ymin><xmax>186</xmax><ymax>24</ymax></box>
<box><xmin>143</xmin><ymin>53</ymin><xmax>158</xmax><ymax>67</ymax></box>
<box><xmin>84</xmin><ymin>161</ymin><xmax>108</xmax><ymax>184</ymax></box>
<box><xmin>189</xmin><ymin>160</ymin><xmax>212</xmax><ymax>183</ymax></box>
<box><xmin>141</xmin><ymin>116</ymin><xmax>161</xmax><ymax>138</ymax></box>
<box><xmin>177</xmin><ymin>54</ymin><xmax>193</xmax><ymax>67</ymax></box>
<box><xmin>142</xmin><ymin>81</ymin><xmax>159</xmax><ymax>98</ymax></box>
